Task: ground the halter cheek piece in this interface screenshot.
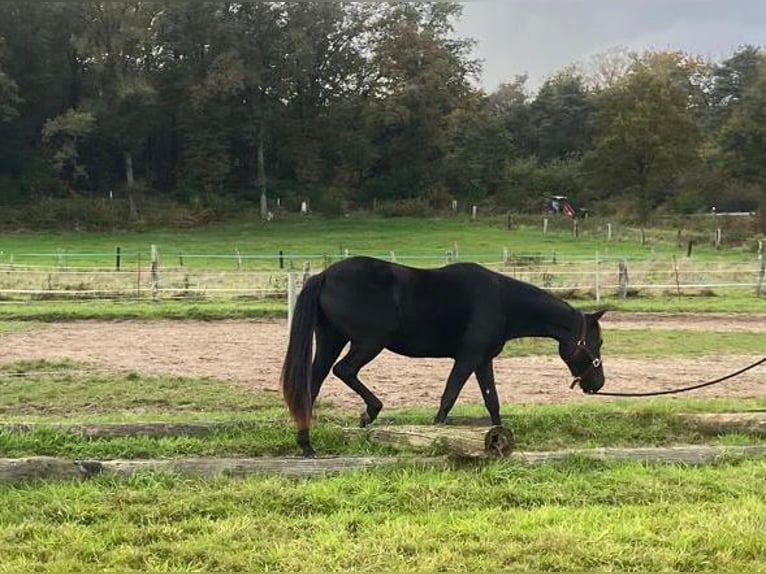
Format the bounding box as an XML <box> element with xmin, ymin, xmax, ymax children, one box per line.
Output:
<box><xmin>568</xmin><ymin>313</ymin><xmax>602</xmax><ymax>390</ymax></box>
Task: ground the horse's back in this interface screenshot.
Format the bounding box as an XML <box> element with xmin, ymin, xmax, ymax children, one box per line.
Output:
<box><xmin>319</xmin><ymin>257</ymin><xmax>504</xmax><ymax>357</ymax></box>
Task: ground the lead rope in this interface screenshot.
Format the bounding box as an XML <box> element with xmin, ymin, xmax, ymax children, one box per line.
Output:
<box><xmin>593</xmin><ymin>356</ymin><xmax>766</xmax><ymax>398</ymax></box>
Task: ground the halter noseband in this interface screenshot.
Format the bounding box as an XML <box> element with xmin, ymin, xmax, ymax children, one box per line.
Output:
<box><xmin>568</xmin><ymin>313</ymin><xmax>602</xmax><ymax>390</ymax></box>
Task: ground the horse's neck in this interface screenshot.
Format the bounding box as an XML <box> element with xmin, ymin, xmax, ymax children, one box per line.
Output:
<box><xmin>502</xmin><ymin>282</ymin><xmax>578</xmax><ymax>342</ymax></box>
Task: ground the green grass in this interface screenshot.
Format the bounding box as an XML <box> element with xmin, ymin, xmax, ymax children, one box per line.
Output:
<box><xmin>0</xmin><ymin>294</ymin><xmax>764</xmax><ymax>320</ymax></box>
<box><xmin>0</xmin><ymin>461</ymin><xmax>764</xmax><ymax>571</ymax></box>
<box><xmin>505</xmin><ymin>329</ymin><xmax>766</xmax><ymax>357</ymax></box>
<box><xmin>0</xmin><ymin>300</ymin><xmax>285</xmax><ymax>321</ymax></box>
<box><xmin>1</xmin><ymin>215</ymin><xmax>760</xmax><ymax>269</ymax></box>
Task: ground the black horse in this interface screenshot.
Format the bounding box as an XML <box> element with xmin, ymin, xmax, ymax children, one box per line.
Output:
<box><xmin>281</xmin><ymin>256</ymin><xmax>605</xmax><ymax>457</ymax></box>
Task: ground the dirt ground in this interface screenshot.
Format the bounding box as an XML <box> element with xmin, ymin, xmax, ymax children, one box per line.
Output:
<box><xmin>1</xmin><ymin>312</ymin><xmax>764</xmax><ymax>412</ymax></box>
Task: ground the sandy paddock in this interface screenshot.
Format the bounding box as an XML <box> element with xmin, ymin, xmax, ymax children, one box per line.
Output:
<box><xmin>1</xmin><ymin>312</ymin><xmax>764</xmax><ymax>413</ymax></box>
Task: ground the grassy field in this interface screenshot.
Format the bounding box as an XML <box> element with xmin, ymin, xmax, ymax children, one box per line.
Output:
<box><xmin>1</xmin><ymin>460</ymin><xmax>764</xmax><ymax>571</ymax></box>
<box><xmin>0</xmin><ymin>214</ymin><xmax>761</xmax><ymax>269</ymax></box>
<box><xmin>1</xmin><ymin>215</ymin><xmax>764</xmax><ymax>571</ymax></box>
<box><xmin>0</xmin><ymin>360</ymin><xmax>764</xmax><ymax>571</ymax></box>
<box><xmin>1</xmin><ymin>216</ymin><xmax>763</xmax><ymax>316</ymax></box>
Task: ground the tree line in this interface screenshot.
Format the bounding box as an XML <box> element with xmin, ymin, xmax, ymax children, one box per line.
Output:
<box><xmin>0</xmin><ymin>2</ymin><xmax>764</xmax><ymax>226</ymax></box>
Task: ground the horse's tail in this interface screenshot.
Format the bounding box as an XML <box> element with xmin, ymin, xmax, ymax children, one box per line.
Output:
<box><xmin>281</xmin><ymin>272</ymin><xmax>325</xmax><ymax>431</ymax></box>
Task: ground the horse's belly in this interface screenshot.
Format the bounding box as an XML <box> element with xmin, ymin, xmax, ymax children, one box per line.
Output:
<box><xmin>386</xmin><ymin>329</ymin><xmax>456</xmax><ymax>358</ymax></box>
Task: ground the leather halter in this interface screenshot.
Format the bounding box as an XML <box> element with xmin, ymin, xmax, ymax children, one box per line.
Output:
<box><xmin>568</xmin><ymin>313</ymin><xmax>602</xmax><ymax>390</ymax></box>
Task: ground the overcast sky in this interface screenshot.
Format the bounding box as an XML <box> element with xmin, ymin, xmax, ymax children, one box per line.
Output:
<box><xmin>453</xmin><ymin>0</ymin><xmax>766</xmax><ymax>93</ymax></box>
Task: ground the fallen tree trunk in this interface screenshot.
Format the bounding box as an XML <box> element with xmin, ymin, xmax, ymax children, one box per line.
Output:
<box><xmin>678</xmin><ymin>412</ymin><xmax>766</xmax><ymax>436</ymax></box>
<box><xmin>0</xmin><ymin>455</ymin><xmax>444</xmax><ymax>483</ymax></box>
<box><xmin>1</xmin><ymin>444</ymin><xmax>765</xmax><ymax>484</ymax></box>
<box><xmin>514</xmin><ymin>444</ymin><xmax>766</xmax><ymax>465</ymax></box>
<box><xmin>363</xmin><ymin>425</ymin><xmax>515</xmax><ymax>458</ymax></box>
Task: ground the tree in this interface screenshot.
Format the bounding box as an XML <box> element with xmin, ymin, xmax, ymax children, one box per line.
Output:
<box><xmin>361</xmin><ymin>2</ymin><xmax>478</xmax><ymax>203</ymax></box>
<box><xmin>585</xmin><ymin>46</ymin><xmax>633</xmax><ymax>91</ymax></box>
<box><xmin>585</xmin><ymin>51</ymin><xmax>703</xmax><ymax>222</ymax></box>
<box><xmin>487</xmin><ymin>75</ymin><xmax>535</xmax><ymax>159</ymax></box>
<box><xmin>0</xmin><ymin>37</ymin><xmax>21</xmax><ymax>122</ymax></box>
<box><xmin>72</xmin><ymin>1</ymin><xmax>162</xmax><ymax>218</ymax></box>
<box><xmin>530</xmin><ymin>68</ymin><xmax>592</xmax><ymax>162</ymax></box>
<box><xmin>41</xmin><ymin>109</ymin><xmax>96</xmax><ymax>190</ymax></box>
<box><xmin>707</xmin><ymin>45</ymin><xmax>762</xmax><ymax>129</ymax></box>
<box><xmin>719</xmin><ymin>55</ymin><xmax>766</xmax><ymax>190</ymax></box>
<box><xmin>443</xmin><ymin>92</ymin><xmax>512</xmax><ymax>202</ymax></box>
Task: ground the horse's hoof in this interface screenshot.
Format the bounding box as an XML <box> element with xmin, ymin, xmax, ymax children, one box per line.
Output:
<box><xmin>301</xmin><ymin>448</ymin><xmax>315</xmax><ymax>458</ymax></box>
<box><xmin>359</xmin><ymin>412</ymin><xmax>371</xmax><ymax>427</ymax></box>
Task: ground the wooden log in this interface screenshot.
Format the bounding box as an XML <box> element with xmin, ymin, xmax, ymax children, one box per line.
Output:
<box><xmin>0</xmin><ymin>421</ymin><xmax>239</xmax><ymax>438</ymax></box>
<box><xmin>1</xmin><ymin>445</ymin><xmax>766</xmax><ymax>484</ymax></box>
<box><xmin>364</xmin><ymin>425</ymin><xmax>515</xmax><ymax>459</ymax></box>
<box><xmin>514</xmin><ymin>444</ymin><xmax>766</xmax><ymax>466</ymax></box>
<box><xmin>0</xmin><ymin>456</ymin><xmax>445</xmax><ymax>483</ymax></box>
<box><xmin>677</xmin><ymin>412</ymin><xmax>766</xmax><ymax>436</ymax></box>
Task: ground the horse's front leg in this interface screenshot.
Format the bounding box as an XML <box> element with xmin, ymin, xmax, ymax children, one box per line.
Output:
<box><xmin>433</xmin><ymin>357</ymin><xmax>477</xmax><ymax>424</ymax></box>
<box><xmin>475</xmin><ymin>358</ymin><xmax>501</xmax><ymax>426</ymax></box>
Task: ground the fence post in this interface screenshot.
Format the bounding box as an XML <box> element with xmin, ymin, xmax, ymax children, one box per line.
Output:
<box><xmin>287</xmin><ymin>270</ymin><xmax>297</xmax><ymax>331</ymax></box>
<box><xmin>136</xmin><ymin>251</ymin><xmax>141</xmax><ymax>299</ymax></box>
<box><xmin>302</xmin><ymin>261</ymin><xmax>311</xmax><ymax>287</ymax></box>
<box><xmin>236</xmin><ymin>249</ymin><xmax>242</xmax><ymax>271</ymax></box>
<box><xmin>672</xmin><ymin>255</ymin><xmax>681</xmax><ymax>298</ymax></box>
<box><xmin>573</xmin><ymin>219</ymin><xmax>579</xmax><ymax>238</ymax></box>
<box><xmin>757</xmin><ymin>253</ymin><xmax>765</xmax><ymax>297</ymax></box>
<box><xmin>607</xmin><ymin>223</ymin><xmax>612</xmax><ymax>241</ymax></box>
<box><xmin>715</xmin><ymin>228</ymin><xmax>722</xmax><ymax>250</ymax></box>
<box><xmin>471</xmin><ymin>205</ymin><xmax>477</xmax><ymax>220</ymax></box>
<box><xmin>150</xmin><ymin>244</ymin><xmax>160</xmax><ymax>300</ymax></box>
<box><xmin>618</xmin><ymin>259</ymin><xmax>629</xmax><ymax>299</ymax></box>
<box><xmin>115</xmin><ymin>246</ymin><xmax>121</xmax><ymax>271</ymax></box>
<box><xmin>543</xmin><ymin>217</ymin><xmax>548</xmax><ymax>235</ymax></box>
<box><xmin>595</xmin><ymin>251</ymin><xmax>601</xmax><ymax>304</ymax></box>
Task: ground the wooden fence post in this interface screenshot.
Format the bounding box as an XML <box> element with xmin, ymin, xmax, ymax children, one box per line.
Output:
<box><xmin>594</xmin><ymin>251</ymin><xmax>601</xmax><ymax>304</ymax></box>
<box><xmin>287</xmin><ymin>270</ymin><xmax>297</xmax><ymax>331</ymax></box>
<box><xmin>150</xmin><ymin>244</ymin><xmax>160</xmax><ymax>300</ymax></box>
<box><xmin>115</xmin><ymin>246</ymin><xmax>121</xmax><ymax>271</ymax></box>
<box><xmin>618</xmin><ymin>259</ymin><xmax>629</xmax><ymax>299</ymax></box>
<box><xmin>136</xmin><ymin>251</ymin><xmax>141</xmax><ymax>298</ymax></box>
<box><xmin>757</xmin><ymin>254</ymin><xmax>765</xmax><ymax>297</ymax></box>
<box><xmin>543</xmin><ymin>217</ymin><xmax>548</xmax><ymax>235</ymax></box>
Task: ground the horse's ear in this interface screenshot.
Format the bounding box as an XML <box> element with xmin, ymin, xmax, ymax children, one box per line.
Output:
<box><xmin>588</xmin><ymin>309</ymin><xmax>606</xmax><ymax>323</ymax></box>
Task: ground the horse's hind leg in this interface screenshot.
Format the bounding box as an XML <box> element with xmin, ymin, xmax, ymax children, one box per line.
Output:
<box><xmin>475</xmin><ymin>359</ymin><xmax>502</xmax><ymax>426</ymax></box>
<box><xmin>332</xmin><ymin>342</ymin><xmax>384</xmax><ymax>427</ymax></box>
<box><xmin>311</xmin><ymin>322</ymin><xmax>347</xmax><ymax>404</ymax></box>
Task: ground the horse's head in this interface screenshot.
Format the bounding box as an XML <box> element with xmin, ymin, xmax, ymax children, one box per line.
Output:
<box><xmin>561</xmin><ymin>310</ymin><xmax>605</xmax><ymax>394</ymax></box>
